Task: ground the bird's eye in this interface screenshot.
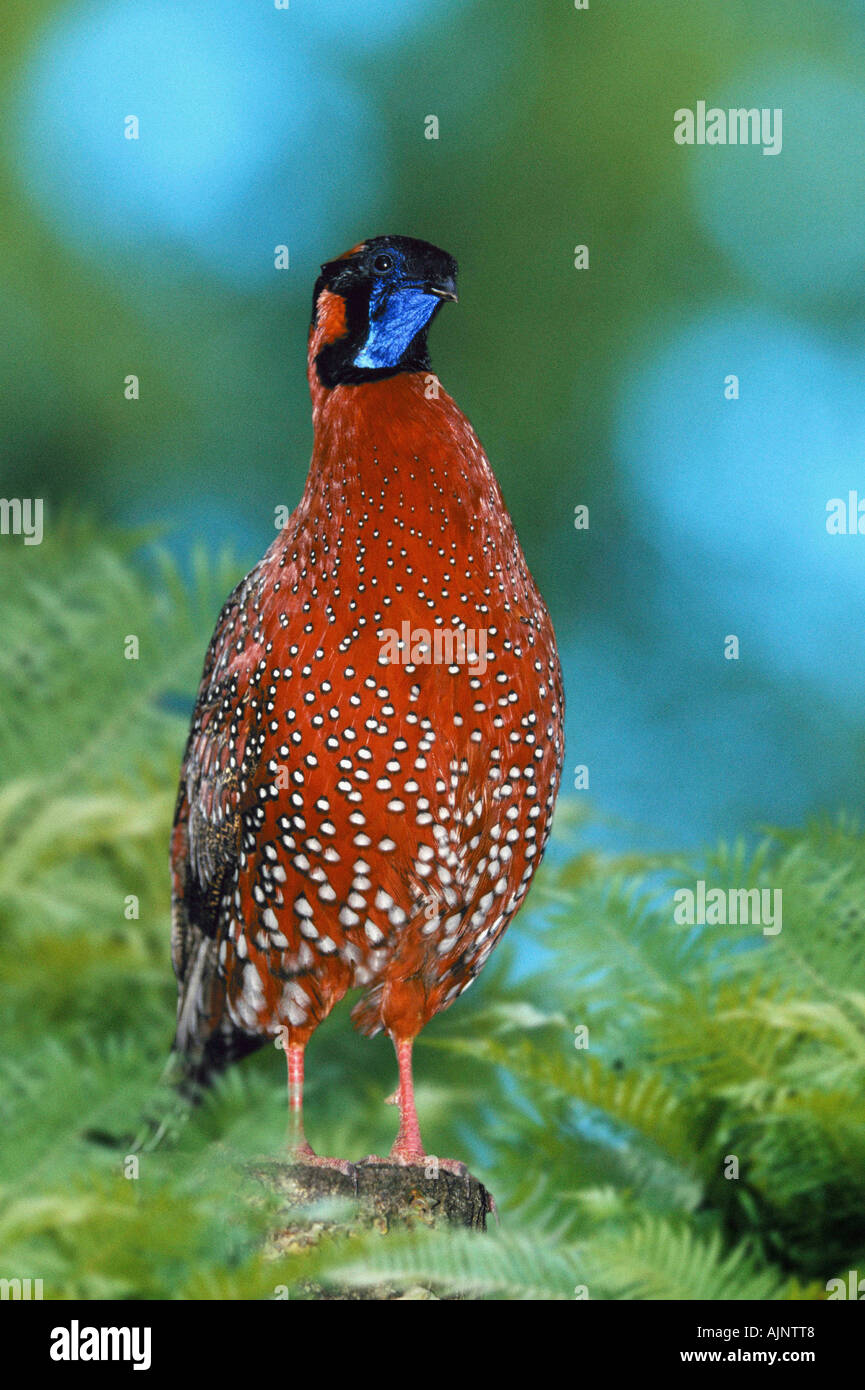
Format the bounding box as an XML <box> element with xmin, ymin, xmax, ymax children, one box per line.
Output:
<box><xmin>373</xmin><ymin>254</ymin><xmax>394</xmax><ymax>272</ymax></box>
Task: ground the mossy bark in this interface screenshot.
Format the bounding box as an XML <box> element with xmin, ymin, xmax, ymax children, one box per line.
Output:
<box><xmin>247</xmin><ymin>1159</ymin><xmax>492</xmax><ymax>1300</ymax></box>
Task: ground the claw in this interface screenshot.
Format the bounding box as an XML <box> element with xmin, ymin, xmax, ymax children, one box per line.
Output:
<box><xmin>287</xmin><ymin>1151</ymin><xmax>359</xmax><ymax>1186</ymax></box>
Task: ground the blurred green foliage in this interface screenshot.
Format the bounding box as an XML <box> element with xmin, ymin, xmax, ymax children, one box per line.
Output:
<box><xmin>1</xmin><ymin>524</ymin><xmax>863</xmax><ymax>1298</ymax></box>
<box><xmin>5</xmin><ymin>0</ymin><xmax>865</xmax><ymax>852</ymax></box>
<box><xmin>2</xmin><ymin>0</ymin><xmax>859</xmax><ymax>567</ymax></box>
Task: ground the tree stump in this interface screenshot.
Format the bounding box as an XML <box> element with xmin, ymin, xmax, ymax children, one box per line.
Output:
<box><xmin>247</xmin><ymin>1159</ymin><xmax>493</xmax><ymax>1300</ymax></box>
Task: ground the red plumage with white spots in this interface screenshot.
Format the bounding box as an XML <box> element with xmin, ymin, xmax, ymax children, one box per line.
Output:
<box><xmin>170</xmin><ymin>236</ymin><xmax>564</xmax><ymax>1164</ymax></box>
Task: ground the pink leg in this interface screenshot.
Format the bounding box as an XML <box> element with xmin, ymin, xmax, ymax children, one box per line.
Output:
<box><xmin>358</xmin><ymin>1035</ymin><xmax>472</xmax><ymax>1180</ymax></box>
<box><xmin>285</xmin><ymin>1040</ymin><xmax>355</xmax><ymax>1175</ymax></box>
<box><xmin>390</xmin><ymin>1035</ymin><xmax>425</xmax><ymax>1161</ymax></box>
<box><xmin>286</xmin><ymin>1041</ymin><xmax>315</xmax><ymax>1157</ymax></box>
<box><xmin>360</xmin><ymin>1037</ymin><xmax>469</xmax><ymax>1179</ymax></box>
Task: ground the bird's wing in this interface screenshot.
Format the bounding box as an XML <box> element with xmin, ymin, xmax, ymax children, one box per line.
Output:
<box><xmin>170</xmin><ymin>568</ymin><xmax>267</xmax><ymax>1090</ymax></box>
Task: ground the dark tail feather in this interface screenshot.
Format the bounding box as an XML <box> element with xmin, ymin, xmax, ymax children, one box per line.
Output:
<box><xmin>174</xmin><ymin>1027</ymin><xmax>268</xmax><ymax>1099</ymax></box>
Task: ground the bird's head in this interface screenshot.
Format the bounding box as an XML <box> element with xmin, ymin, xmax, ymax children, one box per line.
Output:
<box><xmin>310</xmin><ymin>236</ymin><xmax>458</xmax><ymax>389</ymax></box>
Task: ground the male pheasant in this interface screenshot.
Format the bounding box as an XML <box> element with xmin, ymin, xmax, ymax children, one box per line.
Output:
<box><xmin>170</xmin><ymin>236</ymin><xmax>564</xmax><ymax>1164</ymax></box>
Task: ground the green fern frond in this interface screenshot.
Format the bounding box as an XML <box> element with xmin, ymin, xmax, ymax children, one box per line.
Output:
<box><xmin>580</xmin><ymin>1217</ymin><xmax>796</xmax><ymax>1301</ymax></box>
<box><xmin>1</xmin><ymin>524</ymin><xmax>863</xmax><ymax>1297</ymax></box>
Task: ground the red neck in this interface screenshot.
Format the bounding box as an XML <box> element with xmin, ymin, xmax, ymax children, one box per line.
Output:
<box><xmin>302</xmin><ymin>368</ymin><xmax>507</xmax><ymax>525</ymax></box>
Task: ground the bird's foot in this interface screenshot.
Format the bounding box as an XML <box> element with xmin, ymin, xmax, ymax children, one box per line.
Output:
<box><xmin>287</xmin><ymin>1141</ymin><xmax>358</xmax><ymax>1181</ymax></box>
<box><xmin>358</xmin><ymin>1150</ymin><xmax>431</xmax><ymax>1169</ymax></box>
<box><xmin>428</xmin><ymin>1157</ymin><xmax>471</xmax><ymax>1180</ymax></box>
<box><xmin>287</xmin><ymin>1138</ymin><xmax>316</xmax><ymax>1161</ymax></box>
<box><xmin>359</xmin><ymin>1151</ymin><xmax>472</xmax><ymax>1192</ymax></box>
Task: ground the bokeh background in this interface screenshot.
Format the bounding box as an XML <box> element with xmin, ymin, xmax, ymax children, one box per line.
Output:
<box><xmin>5</xmin><ymin>0</ymin><xmax>865</xmax><ymax>847</ymax></box>
<box><xmin>3</xmin><ymin>0</ymin><xmax>865</xmax><ymax>1300</ymax></box>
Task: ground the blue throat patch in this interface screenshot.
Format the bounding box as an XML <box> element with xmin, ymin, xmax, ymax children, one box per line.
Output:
<box><xmin>353</xmin><ymin>287</ymin><xmax>438</xmax><ymax>370</ymax></box>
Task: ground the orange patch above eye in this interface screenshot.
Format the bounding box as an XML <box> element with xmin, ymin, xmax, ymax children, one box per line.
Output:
<box><xmin>335</xmin><ymin>241</ymin><xmax>367</xmax><ymax>260</ymax></box>
<box><xmin>314</xmin><ymin>288</ymin><xmax>348</xmax><ymax>345</ymax></box>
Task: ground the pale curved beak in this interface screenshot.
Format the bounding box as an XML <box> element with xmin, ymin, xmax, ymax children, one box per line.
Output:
<box><xmin>426</xmin><ymin>277</ymin><xmax>458</xmax><ymax>303</ymax></box>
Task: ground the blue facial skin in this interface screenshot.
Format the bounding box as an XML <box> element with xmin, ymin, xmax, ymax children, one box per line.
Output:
<box><xmin>353</xmin><ymin>279</ymin><xmax>440</xmax><ymax>370</ymax></box>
